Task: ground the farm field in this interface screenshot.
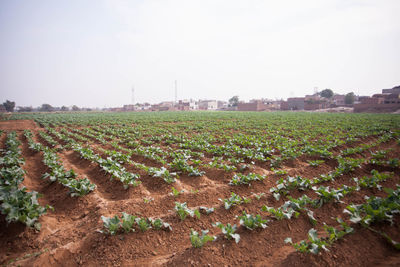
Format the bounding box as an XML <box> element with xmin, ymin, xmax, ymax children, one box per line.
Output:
<box><xmin>1</xmin><ymin>111</ymin><xmax>400</xmax><ymax>266</ymax></box>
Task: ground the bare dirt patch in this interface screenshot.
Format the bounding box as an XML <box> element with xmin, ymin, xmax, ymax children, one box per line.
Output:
<box><xmin>0</xmin><ymin>120</ymin><xmax>41</xmax><ymax>131</ymax></box>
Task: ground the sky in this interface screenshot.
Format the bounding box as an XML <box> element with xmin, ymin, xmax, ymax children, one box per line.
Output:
<box><xmin>0</xmin><ymin>0</ymin><xmax>399</xmax><ymax>108</ymax></box>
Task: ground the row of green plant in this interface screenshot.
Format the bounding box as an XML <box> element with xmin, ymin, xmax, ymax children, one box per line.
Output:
<box><xmin>100</xmin><ymin>212</ymin><xmax>172</xmax><ymax>235</ymax></box>
<box><xmin>285</xmin><ymin>184</ymin><xmax>400</xmax><ymax>254</ymax></box>
<box><xmin>270</xmin><ymin>157</ymin><xmax>365</xmax><ymax>200</ymax></box>
<box><xmin>0</xmin><ymin>131</ymin><xmax>50</xmax><ymax>230</ymax></box>
<box><xmin>69</xmin><ymin>142</ymin><xmax>140</xmax><ymax>189</ymax></box>
<box><xmin>285</xmin><ymin>218</ymin><xmax>354</xmax><ymax>254</ymax></box>
<box><xmin>24</xmin><ymin>130</ymin><xmax>96</xmax><ymax>196</ymax></box>
<box><xmin>38</xmin><ymin>131</ymin><xmax>61</xmax><ymax>149</ymax></box>
<box><xmin>62</xmin><ymin>127</ymin><xmax>205</xmax><ymax>180</ymax></box>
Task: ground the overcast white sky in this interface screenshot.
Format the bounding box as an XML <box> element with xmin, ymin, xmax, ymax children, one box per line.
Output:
<box><xmin>0</xmin><ymin>0</ymin><xmax>399</xmax><ymax>108</ymax></box>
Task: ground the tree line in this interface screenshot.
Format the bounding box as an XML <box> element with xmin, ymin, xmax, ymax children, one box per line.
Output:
<box><xmin>1</xmin><ymin>100</ymin><xmax>83</xmax><ymax>112</ymax></box>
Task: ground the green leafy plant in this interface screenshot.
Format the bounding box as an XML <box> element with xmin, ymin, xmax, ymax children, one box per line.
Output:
<box><xmin>100</xmin><ymin>213</ymin><xmax>171</xmax><ymax>235</ymax></box>
<box><xmin>323</xmin><ymin>218</ymin><xmax>354</xmax><ymax>243</ymax></box>
<box><xmin>121</xmin><ymin>212</ymin><xmax>136</xmax><ymax>233</ymax></box>
<box><xmin>213</xmin><ymin>222</ymin><xmax>240</xmax><ymax>243</ymax></box>
<box><xmin>101</xmin><ymin>215</ymin><xmax>121</xmax><ymax>235</ymax></box>
<box><xmin>271</xmin><ymin>168</ymin><xmax>288</xmax><ymax>175</ymax></box>
<box><xmin>252</xmin><ymin>192</ymin><xmax>265</xmax><ymax>200</ymax></box>
<box><xmin>170</xmin><ymin>187</ymin><xmax>184</xmax><ymax>197</ymax></box>
<box><xmin>219</xmin><ymin>192</ymin><xmax>250</xmax><ymax>210</ymax></box>
<box><xmin>229</xmin><ymin>173</ymin><xmax>265</xmax><ymax>186</ymax></box>
<box><xmin>285</xmin><ymin>228</ymin><xmax>329</xmax><ymax>254</ymax></box>
<box><xmin>354</xmin><ymin>170</ymin><xmax>393</xmax><ymax>190</ymax></box>
<box><xmin>286</xmin><ymin>218</ymin><xmax>353</xmax><ymax>254</ymax></box>
<box><xmin>199</xmin><ymin>206</ymin><xmax>215</xmax><ymax>214</ymax></box>
<box><xmin>344</xmin><ymin>185</ymin><xmax>400</xmax><ymax>227</ymax></box>
<box><xmin>149</xmin><ymin>218</ymin><xmax>172</xmax><ymax>231</ymax></box>
<box><xmin>190</xmin><ymin>229</ymin><xmax>216</xmax><ymax>248</ymax></box>
<box><xmin>174</xmin><ymin>202</ymin><xmax>201</xmax><ymax>220</ymax></box>
<box><xmin>312</xmin><ymin>185</ymin><xmax>356</xmax><ymax>208</ymax></box>
<box><xmin>270</xmin><ymin>176</ymin><xmax>312</xmax><ymax>200</ymax></box>
<box><xmin>151</xmin><ymin>167</ymin><xmax>177</xmax><ymax>184</ymax></box>
<box><xmin>238</xmin><ymin>211</ymin><xmax>268</xmax><ymax>230</ymax></box>
<box><xmin>307</xmin><ymin>160</ymin><xmax>325</xmax><ymax>167</ymax></box>
<box><xmin>135</xmin><ymin>217</ymin><xmax>151</xmax><ymax>232</ymax></box>
<box><xmin>0</xmin><ymin>131</ymin><xmax>50</xmax><ymax>230</ymax></box>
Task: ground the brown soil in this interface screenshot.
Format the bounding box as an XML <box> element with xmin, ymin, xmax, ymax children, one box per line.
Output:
<box><xmin>0</xmin><ymin>121</ymin><xmax>399</xmax><ymax>266</ymax></box>
<box><xmin>0</xmin><ymin>120</ymin><xmax>41</xmax><ymax>131</ymax></box>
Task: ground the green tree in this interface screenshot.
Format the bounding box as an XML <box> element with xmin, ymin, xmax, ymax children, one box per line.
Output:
<box><xmin>3</xmin><ymin>100</ymin><xmax>15</xmax><ymax>112</ymax></box>
<box><xmin>345</xmin><ymin>92</ymin><xmax>355</xmax><ymax>104</ymax></box>
<box><xmin>320</xmin><ymin>89</ymin><xmax>334</xmax><ymax>98</ymax></box>
<box><xmin>72</xmin><ymin>105</ymin><xmax>80</xmax><ymax>111</ymax></box>
<box><xmin>61</xmin><ymin>106</ymin><xmax>69</xmax><ymax>111</ymax></box>
<box><xmin>17</xmin><ymin>106</ymin><xmax>33</xmax><ymax>112</ymax></box>
<box><xmin>229</xmin><ymin>96</ymin><xmax>239</xmax><ymax>107</ymax></box>
<box><xmin>40</xmin><ymin>104</ymin><xmax>54</xmax><ymax>112</ymax></box>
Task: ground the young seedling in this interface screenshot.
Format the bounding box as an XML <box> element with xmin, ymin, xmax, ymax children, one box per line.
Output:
<box><xmin>307</xmin><ymin>160</ymin><xmax>325</xmax><ymax>167</ymax></box>
<box><xmin>101</xmin><ymin>215</ymin><xmax>121</xmax><ymax>235</ymax></box>
<box><xmin>213</xmin><ymin>222</ymin><xmax>240</xmax><ymax>243</ymax></box>
<box><xmin>285</xmin><ymin>228</ymin><xmax>329</xmax><ymax>254</ymax></box>
<box><xmin>238</xmin><ymin>211</ymin><xmax>268</xmax><ymax>230</ymax></box>
<box><xmin>135</xmin><ymin>217</ymin><xmax>152</xmax><ymax>232</ymax></box>
<box><xmin>174</xmin><ymin>202</ymin><xmax>201</xmax><ymax>220</ymax></box>
<box><xmin>219</xmin><ymin>192</ymin><xmax>250</xmax><ymax>210</ymax></box>
<box><xmin>170</xmin><ymin>187</ymin><xmax>184</xmax><ymax>197</ymax></box>
<box><xmin>149</xmin><ymin>218</ymin><xmax>172</xmax><ymax>231</ymax></box>
<box><xmin>121</xmin><ymin>212</ymin><xmax>136</xmax><ymax>233</ymax></box>
<box><xmin>190</xmin><ymin>229</ymin><xmax>216</xmax><ymax>248</ymax></box>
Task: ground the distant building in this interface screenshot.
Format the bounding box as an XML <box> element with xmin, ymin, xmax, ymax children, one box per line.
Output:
<box><xmin>382</xmin><ymin>86</ymin><xmax>400</xmax><ymax>94</ymax></box>
<box><xmin>384</xmin><ymin>93</ymin><xmax>400</xmax><ymax>104</ymax></box>
<box><xmin>354</xmin><ymin>85</ymin><xmax>400</xmax><ymax>112</ymax></box>
<box><xmin>332</xmin><ymin>95</ymin><xmax>346</xmax><ymax>106</ymax></box>
<box><xmin>186</xmin><ymin>99</ymin><xmax>198</xmax><ymax>110</ymax></box>
<box><xmin>304</xmin><ymin>102</ymin><xmax>329</xmax><ymax>110</ymax></box>
<box><xmin>217</xmin><ymin>101</ymin><xmax>228</xmax><ymax>109</ymax></box>
<box><xmin>304</xmin><ymin>95</ymin><xmax>330</xmax><ymax>110</ymax></box>
<box><xmin>123</xmin><ymin>104</ymin><xmax>135</xmax><ymax>111</ymax></box>
<box><xmin>361</xmin><ymin>97</ymin><xmax>385</xmax><ymax>105</ymax></box>
<box><xmin>160</xmin><ymin>101</ymin><xmax>174</xmax><ymax>108</ymax></box>
<box><xmin>176</xmin><ymin>100</ymin><xmax>190</xmax><ymax>111</ymax></box>
<box><xmin>237</xmin><ymin>100</ymin><xmax>267</xmax><ymax>111</ymax></box>
<box><xmin>110</xmin><ymin>107</ymin><xmax>124</xmax><ymax>112</ymax></box>
<box><xmin>356</xmin><ymin>96</ymin><xmax>369</xmax><ymax>104</ymax></box>
<box><xmin>283</xmin><ymin>97</ymin><xmax>305</xmax><ymax>110</ymax></box>
<box><xmin>198</xmin><ymin>100</ymin><xmax>217</xmax><ymax>110</ymax></box>
<box><xmin>261</xmin><ymin>99</ymin><xmax>281</xmax><ymax>110</ymax></box>
<box><xmin>305</xmin><ymin>94</ymin><xmax>321</xmax><ymax>102</ymax></box>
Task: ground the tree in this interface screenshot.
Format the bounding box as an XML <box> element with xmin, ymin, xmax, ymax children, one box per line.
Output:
<box><xmin>229</xmin><ymin>96</ymin><xmax>239</xmax><ymax>107</ymax></box>
<box><xmin>40</xmin><ymin>104</ymin><xmax>54</xmax><ymax>112</ymax></box>
<box><xmin>3</xmin><ymin>100</ymin><xmax>15</xmax><ymax>112</ymax></box>
<box><xmin>320</xmin><ymin>89</ymin><xmax>334</xmax><ymax>98</ymax></box>
<box><xmin>72</xmin><ymin>105</ymin><xmax>80</xmax><ymax>111</ymax></box>
<box><xmin>17</xmin><ymin>106</ymin><xmax>33</xmax><ymax>112</ymax></box>
<box><xmin>345</xmin><ymin>92</ymin><xmax>355</xmax><ymax>104</ymax></box>
<box><xmin>61</xmin><ymin>106</ymin><xmax>69</xmax><ymax>111</ymax></box>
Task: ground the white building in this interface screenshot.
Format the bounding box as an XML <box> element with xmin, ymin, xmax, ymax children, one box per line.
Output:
<box><xmin>198</xmin><ymin>100</ymin><xmax>217</xmax><ymax>110</ymax></box>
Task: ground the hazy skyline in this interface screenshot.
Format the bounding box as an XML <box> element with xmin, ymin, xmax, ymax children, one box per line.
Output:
<box><xmin>1</xmin><ymin>0</ymin><xmax>399</xmax><ymax>108</ymax></box>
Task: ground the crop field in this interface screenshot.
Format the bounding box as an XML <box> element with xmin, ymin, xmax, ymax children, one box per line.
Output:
<box><xmin>0</xmin><ymin>111</ymin><xmax>400</xmax><ymax>266</ymax></box>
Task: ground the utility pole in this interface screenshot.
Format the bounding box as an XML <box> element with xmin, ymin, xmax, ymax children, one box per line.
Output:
<box><xmin>132</xmin><ymin>86</ymin><xmax>135</xmax><ymax>105</ymax></box>
<box><xmin>174</xmin><ymin>80</ymin><xmax>177</xmax><ymax>105</ymax></box>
